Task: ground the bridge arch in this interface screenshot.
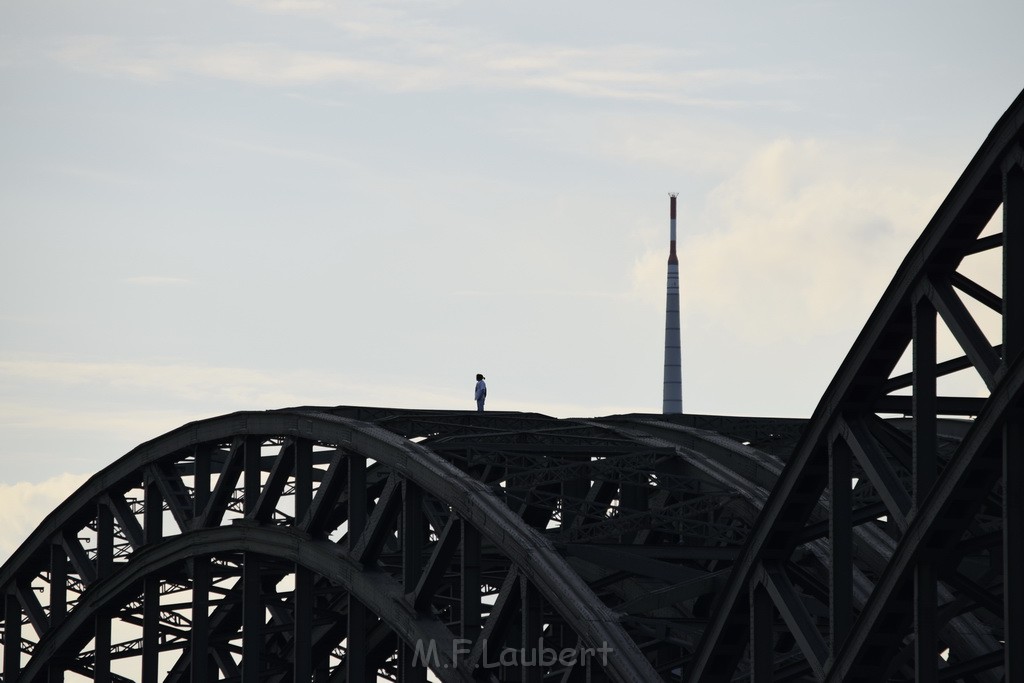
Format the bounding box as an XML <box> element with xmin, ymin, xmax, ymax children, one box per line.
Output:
<box><xmin>1</xmin><ymin>411</ymin><xmax>658</xmax><ymax>682</ymax></box>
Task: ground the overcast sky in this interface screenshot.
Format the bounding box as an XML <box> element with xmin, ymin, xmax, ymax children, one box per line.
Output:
<box><xmin>1</xmin><ymin>0</ymin><xmax>1021</xmax><ymax>553</ymax></box>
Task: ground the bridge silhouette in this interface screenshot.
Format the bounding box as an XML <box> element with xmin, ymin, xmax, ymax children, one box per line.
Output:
<box><xmin>2</xmin><ymin>88</ymin><xmax>1022</xmax><ymax>682</ymax></box>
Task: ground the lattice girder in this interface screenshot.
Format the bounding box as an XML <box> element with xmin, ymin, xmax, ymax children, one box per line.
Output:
<box><xmin>1</xmin><ymin>412</ymin><xmax>670</xmax><ymax>682</ymax></box>
<box><xmin>687</xmin><ymin>89</ymin><xmax>1024</xmax><ymax>682</ymax></box>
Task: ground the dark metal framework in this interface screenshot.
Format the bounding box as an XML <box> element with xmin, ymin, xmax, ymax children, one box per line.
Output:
<box><xmin>0</xmin><ymin>410</ymin><xmax>808</xmax><ymax>682</ymax></box>
<box><xmin>0</xmin><ymin>89</ymin><xmax>1021</xmax><ymax>681</ymax></box>
<box><xmin>686</xmin><ymin>89</ymin><xmax>1024</xmax><ymax>681</ymax></box>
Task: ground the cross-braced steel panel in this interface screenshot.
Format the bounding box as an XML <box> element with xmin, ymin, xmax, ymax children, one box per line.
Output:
<box><xmin>686</xmin><ymin>89</ymin><xmax>1024</xmax><ymax>682</ymax></box>
<box><xmin>0</xmin><ymin>410</ymin><xmax>806</xmax><ymax>682</ymax></box>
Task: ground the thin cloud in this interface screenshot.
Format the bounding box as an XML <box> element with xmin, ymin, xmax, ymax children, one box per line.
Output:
<box><xmin>49</xmin><ymin>162</ymin><xmax>152</xmax><ymax>188</ymax></box>
<box><xmin>50</xmin><ymin>31</ymin><xmax>810</xmax><ymax>105</ymax></box>
<box><xmin>532</xmin><ymin>112</ymin><xmax>763</xmax><ymax>172</ymax></box>
<box><xmin>0</xmin><ymin>359</ymin><xmax>337</xmax><ymax>406</ymax></box>
<box><xmin>0</xmin><ymin>358</ymin><xmax>471</xmax><ymax>413</ymax></box>
<box><xmin>212</xmin><ymin>137</ymin><xmax>367</xmax><ymax>170</ymax></box>
<box><xmin>0</xmin><ymin>401</ymin><xmax>206</xmax><ymax>439</ymax></box>
<box><xmin>52</xmin><ymin>38</ymin><xmax>443</xmax><ymax>88</ymax></box>
<box><xmin>231</xmin><ymin>0</ymin><xmax>332</xmax><ymax>12</ymax></box>
<box><xmin>0</xmin><ymin>473</ymin><xmax>91</xmax><ymax>561</ymax></box>
<box><xmin>122</xmin><ymin>276</ymin><xmax>192</xmax><ymax>286</ymax></box>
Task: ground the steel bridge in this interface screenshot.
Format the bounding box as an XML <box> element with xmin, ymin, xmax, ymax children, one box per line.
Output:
<box><xmin>1</xmin><ymin>87</ymin><xmax>1022</xmax><ymax>681</ymax></box>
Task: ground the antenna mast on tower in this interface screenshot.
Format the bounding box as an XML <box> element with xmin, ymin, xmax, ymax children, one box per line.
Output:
<box><xmin>663</xmin><ymin>193</ymin><xmax>683</xmax><ymax>413</ymax></box>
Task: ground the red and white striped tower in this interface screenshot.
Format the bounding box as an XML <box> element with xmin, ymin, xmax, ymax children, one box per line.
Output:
<box><xmin>663</xmin><ymin>193</ymin><xmax>683</xmax><ymax>413</ymax></box>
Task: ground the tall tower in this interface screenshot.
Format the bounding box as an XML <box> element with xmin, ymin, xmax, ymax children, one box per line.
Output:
<box><xmin>663</xmin><ymin>193</ymin><xmax>683</xmax><ymax>413</ymax></box>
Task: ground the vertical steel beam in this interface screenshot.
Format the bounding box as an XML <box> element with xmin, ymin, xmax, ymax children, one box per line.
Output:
<box><xmin>1004</xmin><ymin>158</ymin><xmax>1024</xmax><ymax>683</ymax></box>
<box><xmin>343</xmin><ymin>448</ymin><xmax>368</xmax><ymax>682</ymax></box>
<box><xmin>143</xmin><ymin>574</ymin><xmax>160</xmax><ymax>683</ymax></box>
<box><xmin>244</xmin><ymin>436</ymin><xmax>262</xmax><ymax>515</ymax></box>
<box><xmin>94</xmin><ymin>500</ymin><xmax>113</xmax><ymax>681</ymax></box>
<box><xmin>913</xmin><ymin>294</ymin><xmax>938</xmax><ymax>505</ymax></box>
<box><xmin>914</xmin><ymin>561</ymin><xmax>938</xmax><ymax>683</ymax></box>
<box><xmin>403</xmin><ymin>481</ymin><xmax>424</xmax><ymax>590</ymax></box>
<box><xmin>47</xmin><ymin>543</ymin><xmax>67</xmax><ymax>683</ymax></box>
<box><xmin>144</xmin><ymin>475</ymin><xmax>161</xmax><ymax>544</ymax></box>
<box><xmin>461</xmin><ymin>523</ymin><xmax>481</xmax><ymax>642</ymax></box>
<box><xmin>143</xmin><ymin>468</ymin><xmax>164</xmax><ymax>682</ymax></box>
<box><xmin>829</xmin><ymin>437</ymin><xmax>853</xmax><ymax>651</ymax></box>
<box><xmin>521</xmin><ymin>577</ymin><xmax>543</xmax><ymax>683</ymax></box>
<box><xmin>913</xmin><ymin>294</ymin><xmax>939</xmax><ymax>682</ymax></box>
<box><xmin>749</xmin><ymin>579</ymin><xmax>773</xmax><ymax>683</ymax></box>
<box><xmin>400</xmin><ymin>644</ymin><xmax>428</xmax><ymax>682</ymax></box>
<box><xmin>348</xmin><ymin>454</ymin><xmax>367</xmax><ymax>550</ymax></box>
<box><xmin>401</xmin><ymin>480</ymin><xmax>427</xmax><ymax>682</ymax></box>
<box><xmin>49</xmin><ymin>542</ymin><xmax>67</xmax><ymax>627</ymax></box>
<box><xmin>294</xmin><ymin>565</ymin><xmax>312</xmax><ymax>683</ymax></box>
<box><xmin>191</xmin><ymin>556</ymin><xmax>210</xmax><ymax>683</ymax></box>
<box><xmin>1005</xmin><ymin>158</ymin><xmax>1024</xmax><ymax>364</ymax></box>
<box><xmin>4</xmin><ymin>589</ymin><xmax>21</xmax><ymax>680</ymax></box>
<box><xmin>242</xmin><ymin>553</ymin><xmax>262</xmax><ymax>683</ymax></box>
<box><xmin>94</xmin><ymin>609</ymin><xmax>111</xmax><ymax>683</ymax></box>
<box><xmin>295</xmin><ymin>439</ymin><xmax>313</xmax><ymax>523</ymax></box>
<box><xmin>194</xmin><ymin>444</ymin><xmax>212</xmax><ymax>524</ymax></box>
<box><xmin>314</xmin><ymin>657</ymin><xmax>329</xmax><ymax>682</ymax></box>
<box><xmin>1005</xmin><ymin>403</ymin><xmax>1024</xmax><ymax>681</ymax></box>
<box><xmin>347</xmin><ymin>594</ymin><xmax>368</xmax><ymax>683</ymax></box>
<box><xmin>96</xmin><ymin>501</ymin><xmax>114</xmax><ymax>579</ymax></box>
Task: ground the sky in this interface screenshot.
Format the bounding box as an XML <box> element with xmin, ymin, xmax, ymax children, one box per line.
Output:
<box><xmin>1</xmin><ymin>1</ymin><xmax>1022</xmax><ymax>556</ymax></box>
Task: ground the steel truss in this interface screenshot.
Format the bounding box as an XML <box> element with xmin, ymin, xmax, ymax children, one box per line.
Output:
<box><xmin>687</xmin><ymin>89</ymin><xmax>1024</xmax><ymax>681</ymax></box>
<box><xmin>1</xmin><ymin>89</ymin><xmax>1022</xmax><ymax>682</ymax></box>
<box><xmin>0</xmin><ymin>410</ymin><xmax>808</xmax><ymax>682</ymax></box>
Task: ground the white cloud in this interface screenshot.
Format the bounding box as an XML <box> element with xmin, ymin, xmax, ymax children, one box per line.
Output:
<box><xmin>0</xmin><ymin>473</ymin><xmax>91</xmax><ymax>561</ymax></box>
<box><xmin>635</xmin><ymin>137</ymin><xmax>951</xmax><ymax>344</ymax></box>
<box><xmin>0</xmin><ymin>359</ymin><xmax>383</xmax><ymax>407</ymax></box>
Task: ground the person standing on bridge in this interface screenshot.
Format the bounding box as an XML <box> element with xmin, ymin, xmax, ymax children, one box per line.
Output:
<box><xmin>474</xmin><ymin>373</ymin><xmax>487</xmax><ymax>411</ymax></box>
